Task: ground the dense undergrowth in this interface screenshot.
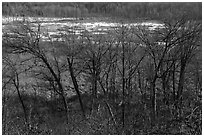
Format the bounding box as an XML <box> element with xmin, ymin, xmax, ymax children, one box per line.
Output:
<box><xmin>2</xmin><ymin>93</ymin><xmax>201</xmax><ymax>135</ymax></box>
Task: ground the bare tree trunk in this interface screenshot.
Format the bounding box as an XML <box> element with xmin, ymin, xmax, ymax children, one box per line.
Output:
<box><xmin>138</xmin><ymin>69</ymin><xmax>142</xmax><ymax>95</ymax></box>
<box><xmin>111</xmin><ymin>58</ymin><xmax>117</xmax><ymax>103</ymax></box>
<box><xmin>122</xmin><ymin>35</ymin><xmax>125</xmax><ymax>128</ymax></box>
<box><xmin>13</xmin><ymin>75</ymin><xmax>28</xmax><ymax>125</ymax></box>
<box><xmin>161</xmin><ymin>74</ymin><xmax>167</xmax><ymax>104</ymax></box>
<box><xmin>61</xmin><ymin>93</ymin><xmax>69</xmax><ymax>124</ymax></box>
<box><xmin>2</xmin><ymin>89</ymin><xmax>8</xmax><ymax>134</ymax></box>
<box><xmin>67</xmin><ymin>58</ymin><xmax>86</xmax><ymax>118</ymax></box>
<box><xmin>90</xmin><ymin>74</ymin><xmax>97</xmax><ymax>114</ymax></box>
<box><xmin>90</xmin><ymin>56</ymin><xmax>99</xmax><ymax>114</ymax></box>
<box><xmin>177</xmin><ymin>61</ymin><xmax>186</xmax><ymax>116</ymax></box>
<box><xmin>105</xmin><ymin>71</ymin><xmax>109</xmax><ymax>96</ymax></box>
<box><xmin>150</xmin><ymin>79</ymin><xmax>156</xmax><ymax>126</ymax></box>
<box><xmin>41</xmin><ymin>57</ymin><xmax>69</xmax><ymax>124</ymax></box>
<box><xmin>172</xmin><ymin>64</ymin><xmax>176</xmax><ymax>102</ymax></box>
<box><xmin>177</xmin><ymin>63</ymin><xmax>186</xmax><ymax>101</ymax></box>
<box><xmin>104</xmin><ymin>100</ymin><xmax>118</xmax><ymax>131</ymax></box>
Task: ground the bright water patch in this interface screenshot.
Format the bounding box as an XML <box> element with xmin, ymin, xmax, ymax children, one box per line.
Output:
<box><xmin>3</xmin><ymin>16</ymin><xmax>164</xmax><ymax>42</ymax></box>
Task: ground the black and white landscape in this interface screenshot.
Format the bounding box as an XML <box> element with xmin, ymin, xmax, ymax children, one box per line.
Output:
<box><xmin>2</xmin><ymin>2</ymin><xmax>202</xmax><ymax>135</ymax></box>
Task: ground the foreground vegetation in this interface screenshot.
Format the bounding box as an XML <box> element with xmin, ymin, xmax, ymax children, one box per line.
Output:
<box><xmin>2</xmin><ymin>3</ymin><xmax>202</xmax><ymax>135</ymax></box>
<box><xmin>3</xmin><ymin>92</ymin><xmax>201</xmax><ymax>135</ymax></box>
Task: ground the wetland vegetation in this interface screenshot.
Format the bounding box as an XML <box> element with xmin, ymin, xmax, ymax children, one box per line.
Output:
<box><xmin>2</xmin><ymin>2</ymin><xmax>202</xmax><ymax>135</ymax></box>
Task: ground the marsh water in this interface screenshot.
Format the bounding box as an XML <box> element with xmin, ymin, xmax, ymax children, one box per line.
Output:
<box><xmin>3</xmin><ymin>16</ymin><xmax>164</xmax><ymax>41</ymax></box>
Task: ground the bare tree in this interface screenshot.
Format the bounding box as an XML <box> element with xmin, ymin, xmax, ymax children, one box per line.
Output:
<box><xmin>3</xmin><ymin>21</ymin><xmax>70</xmax><ymax>124</ymax></box>
<box><xmin>2</xmin><ymin>55</ymin><xmax>31</xmax><ymax>129</ymax></box>
<box><xmin>135</xmin><ymin>16</ymin><xmax>201</xmax><ymax>125</ymax></box>
<box><xmin>61</xmin><ymin>32</ymin><xmax>86</xmax><ymax>117</ymax></box>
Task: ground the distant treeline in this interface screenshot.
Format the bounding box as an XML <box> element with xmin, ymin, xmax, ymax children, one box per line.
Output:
<box><xmin>2</xmin><ymin>2</ymin><xmax>202</xmax><ymax>20</ymax></box>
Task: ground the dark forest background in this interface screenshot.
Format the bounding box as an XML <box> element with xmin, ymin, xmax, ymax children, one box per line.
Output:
<box><xmin>2</xmin><ymin>2</ymin><xmax>202</xmax><ymax>20</ymax></box>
